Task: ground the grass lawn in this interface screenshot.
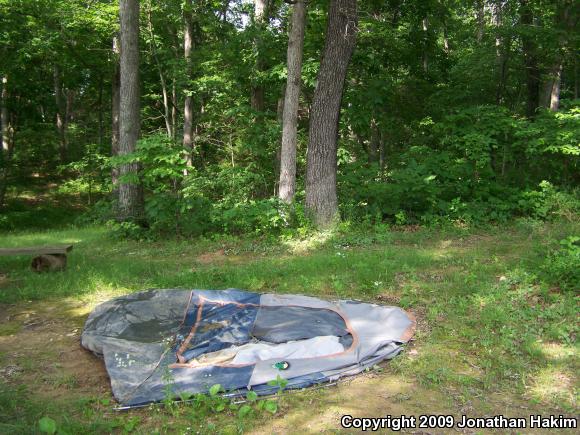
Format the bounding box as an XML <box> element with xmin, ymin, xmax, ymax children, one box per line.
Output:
<box><xmin>0</xmin><ymin>220</ymin><xmax>578</xmax><ymax>433</ymax></box>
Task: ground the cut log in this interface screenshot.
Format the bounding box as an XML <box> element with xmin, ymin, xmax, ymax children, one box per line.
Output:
<box><xmin>31</xmin><ymin>254</ymin><xmax>68</xmax><ymax>272</ymax></box>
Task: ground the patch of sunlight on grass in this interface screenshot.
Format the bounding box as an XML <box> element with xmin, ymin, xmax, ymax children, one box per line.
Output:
<box><xmin>533</xmin><ymin>341</ymin><xmax>577</xmax><ymax>362</ymax></box>
<box><xmin>78</xmin><ymin>279</ymin><xmax>134</xmax><ymax>307</ymax></box>
<box><xmin>280</xmin><ymin>230</ymin><xmax>337</xmax><ymax>254</ymax></box>
<box><xmin>0</xmin><ymin>226</ymin><xmax>107</xmax><ymax>247</ymax></box>
<box><xmin>528</xmin><ymin>366</ymin><xmax>577</xmax><ymax>407</ymax></box>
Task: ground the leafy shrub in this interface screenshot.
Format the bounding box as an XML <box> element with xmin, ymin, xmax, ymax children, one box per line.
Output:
<box><xmin>519</xmin><ymin>181</ymin><xmax>580</xmax><ymax>222</ymax></box>
<box><xmin>339</xmin><ymin>104</ymin><xmax>579</xmax><ymax>226</ymax></box>
<box><xmin>542</xmin><ymin>236</ymin><xmax>580</xmax><ymax>292</ymax></box>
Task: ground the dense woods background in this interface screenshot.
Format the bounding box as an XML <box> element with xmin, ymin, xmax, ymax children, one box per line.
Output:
<box><xmin>0</xmin><ymin>0</ymin><xmax>578</xmax><ymax>235</ymax></box>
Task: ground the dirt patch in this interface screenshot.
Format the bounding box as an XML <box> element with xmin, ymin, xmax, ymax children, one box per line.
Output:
<box><xmin>0</xmin><ymin>302</ymin><xmax>110</xmax><ymax>402</ymax></box>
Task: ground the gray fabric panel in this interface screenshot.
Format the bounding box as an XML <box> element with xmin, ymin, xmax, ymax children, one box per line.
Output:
<box><xmin>101</xmin><ymin>340</ymin><xmax>168</xmax><ymax>403</ymax></box>
<box><xmin>82</xmin><ymin>289</ymin><xmax>191</xmax><ymax>353</ymax></box>
<box><xmin>248</xmin><ymin>302</ymin><xmax>414</xmax><ymax>387</ymax></box>
<box><xmin>252</xmin><ymin>306</ymin><xmax>348</xmax><ymax>343</ymax></box>
<box><xmin>337</xmin><ymin>301</ymin><xmax>413</xmax><ymax>344</ymax></box>
<box><xmin>125</xmin><ymin>363</ymin><xmax>255</xmax><ymax>406</ymax></box>
<box><xmin>260</xmin><ymin>293</ymin><xmax>336</xmax><ymax>310</ymax></box>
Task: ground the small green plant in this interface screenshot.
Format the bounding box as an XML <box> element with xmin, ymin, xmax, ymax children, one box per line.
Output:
<box><xmin>38</xmin><ymin>416</ymin><xmax>57</xmax><ymax>434</ymax></box>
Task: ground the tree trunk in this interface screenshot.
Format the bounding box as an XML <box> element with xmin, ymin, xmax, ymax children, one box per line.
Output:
<box><xmin>550</xmin><ymin>64</ymin><xmax>562</xmax><ymax>111</ymax></box>
<box><xmin>118</xmin><ymin>0</ymin><xmax>144</xmax><ymax>222</ymax></box>
<box><xmin>422</xmin><ymin>17</ymin><xmax>429</xmax><ymax>74</ymax></box>
<box><xmin>379</xmin><ymin>131</ymin><xmax>386</xmax><ymax>171</ymax></box>
<box><xmin>493</xmin><ymin>0</ymin><xmax>508</xmax><ymax>105</ymax></box>
<box><xmin>542</xmin><ymin>2</ymin><xmax>575</xmax><ymax>112</ymax></box>
<box><xmin>54</xmin><ymin>65</ymin><xmax>67</xmax><ymax>162</ymax></box>
<box><xmin>305</xmin><ymin>0</ymin><xmax>357</xmax><ymax>227</ymax></box>
<box><xmin>368</xmin><ymin>118</ymin><xmax>379</xmax><ymax>164</ymax></box>
<box><xmin>172</xmin><ymin>82</ymin><xmax>177</xmax><ymax>141</ymax></box>
<box><xmin>0</xmin><ymin>76</ymin><xmax>10</xmax><ymax>208</ymax></box>
<box><xmin>278</xmin><ymin>0</ymin><xmax>306</xmax><ymax>203</ymax></box>
<box><xmin>476</xmin><ymin>0</ymin><xmax>484</xmax><ymax>43</ymax></box>
<box><xmin>98</xmin><ymin>78</ymin><xmax>104</xmax><ymax>146</ymax></box>
<box><xmin>520</xmin><ymin>0</ymin><xmax>540</xmax><ymax>118</ymax></box>
<box><xmin>111</xmin><ymin>35</ymin><xmax>121</xmax><ymax>199</ymax></box>
<box><xmin>251</xmin><ymin>0</ymin><xmax>268</xmax><ymax>112</ymax></box>
<box><xmin>1</xmin><ymin>77</ymin><xmax>9</xmax><ymax>156</ymax></box>
<box><xmin>146</xmin><ymin>4</ymin><xmax>173</xmax><ymax>138</ymax></box>
<box><xmin>540</xmin><ymin>63</ymin><xmax>562</xmax><ymax>110</ymax></box>
<box><xmin>183</xmin><ymin>0</ymin><xmax>195</xmax><ymax>169</ymax></box>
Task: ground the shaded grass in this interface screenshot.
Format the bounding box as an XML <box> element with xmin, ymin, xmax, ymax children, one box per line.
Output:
<box><xmin>0</xmin><ymin>219</ymin><xmax>578</xmax><ymax>432</ymax></box>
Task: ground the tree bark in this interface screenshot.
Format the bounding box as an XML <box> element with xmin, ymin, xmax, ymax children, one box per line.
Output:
<box><xmin>305</xmin><ymin>0</ymin><xmax>357</xmax><ymax>227</ymax></box>
<box><xmin>54</xmin><ymin>64</ymin><xmax>67</xmax><ymax>162</ymax></box>
<box><xmin>1</xmin><ymin>77</ymin><xmax>9</xmax><ymax>156</ymax></box>
<box><xmin>146</xmin><ymin>5</ymin><xmax>173</xmax><ymax>138</ymax></box>
<box><xmin>541</xmin><ymin>1</ymin><xmax>576</xmax><ymax>112</ymax></box>
<box><xmin>368</xmin><ymin>118</ymin><xmax>380</xmax><ymax>164</ymax></box>
<box><xmin>251</xmin><ymin>0</ymin><xmax>268</xmax><ymax>112</ymax></box>
<box><xmin>118</xmin><ymin>0</ymin><xmax>144</xmax><ymax>222</ymax></box>
<box><xmin>111</xmin><ymin>35</ymin><xmax>121</xmax><ymax>199</ymax></box>
<box><xmin>476</xmin><ymin>0</ymin><xmax>484</xmax><ymax>43</ymax></box>
<box><xmin>98</xmin><ymin>78</ymin><xmax>104</xmax><ymax>146</ymax></box>
<box><xmin>183</xmin><ymin>0</ymin><xmax>195</xmax><ymax>169</ymax></box>
<box><xmin>520</xmin><ymin>0</ymin><xmax>540</xmax><ymax>118</ymax></box>
<box><xmin>422</xmin><ymin>17</ymin><xmax>429</xmax><ymax>74</ymax></box>
<box><xmin>493</xmin><ymin>0</ymin><xmax>508</xmax><ymax>105</ymax></box>
<box><xmin>278</xmin><ymin>0</ymin><xmax>306</xmax><ymax>203</ymax></box>
<box><xmin>0</xmin><ymin>76</ymin><xmax>10</xmax><ymax>208</ymax></box>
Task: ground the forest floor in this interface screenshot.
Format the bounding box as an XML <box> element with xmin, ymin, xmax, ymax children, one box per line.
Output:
<box><xmin>0</xmin><ymin>218</ymin><xmax>578</xmax><ymax>434</ymax></box>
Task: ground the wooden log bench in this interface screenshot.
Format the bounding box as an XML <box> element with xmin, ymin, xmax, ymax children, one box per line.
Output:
<box><xmin>0</xmin><ymin>245</ymin><xmax>73</xmax><ymax>272</ymax></box>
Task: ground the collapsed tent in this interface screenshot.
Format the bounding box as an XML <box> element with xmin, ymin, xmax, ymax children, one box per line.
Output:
<box><xmin>81</xmin><ymin>289</ymin><xmax>415</xmax><ymax>407</ymax></box>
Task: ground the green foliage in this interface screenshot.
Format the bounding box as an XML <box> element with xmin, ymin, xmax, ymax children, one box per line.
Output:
<box><xmin>541</xmin><ymin>236</ymin><xmax>580</xmax><ymax>292</ymax></box>
<box><xmin>340</xmin><ymin>104</ymin><xmax>579</xmax><ymax>226</ymax></box>
<box><xmin>57</xmin><ymin>145</ymin><xmax>110</xmax><ymax>203</ymax></box>
<box><xmin>38</xmin><ymin>416</ymin><xmax>57</xmax><ymax>434</ymax></box>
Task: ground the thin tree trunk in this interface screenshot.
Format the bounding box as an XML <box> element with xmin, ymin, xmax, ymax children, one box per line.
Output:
<box><xmin>543</xmin><ymin>2</ymin><xmax>575</xmax><ymax>112</ymax></box>
<box><xmin>251</xmin><ymin>0</ymin><xmax>268</xmax><ymax>112</ymax></box>
<box><xmin>422</xmin><ymin>17</ymin><xmax>429</xmax><ymax>74</ymax></box>
<box><xmin>0</xmin><ymin>76</ymin><xmax>10</xmax><ymax>208</ymax></box>
<box><xmin>147</xmin><ymin>4</ymin><xmax>173</xmax><ymax>138</ymax></box>
<box><xmin>172</xmin><ymin>82</ymin><xmax>177</xmax><ymax>141</ymax></box>
<box><xmin>379</xmin><ymin>131</ymin><xmax>386</xmax><ymax>171</ymax></box>
<box><xmin>118</xmin><ymin>0</ymin><xmax>144</xmax><ymax>222</ymax></box>
<box><xmin>98</xmin><ymin>78</ymin><xmax>104</xmax><ymax>146</ymax></box>
<box><xmin>111</xmin><ymin>35</ymin><xmax>121</xmax><ymax>199</ymax></box>
<box><xmin>183</xmin><ymin>0</ymin><xmax>195</xmax><ymax>169</ymax></box>
<box><xmin>278</xmin><ymin>0</ymin><xmax>306</xmax><ymax>203</ymax></box>
<box><xmin>493</xmin><ymin>0</ymin><xmax>508</xmax><ymax>105</ymax></box>
<box><xmin>575</xmin><ymin>54</ymin><xmax>578</xmax><ymax>100</ymax></box>
<box><xmin>1</xmin><ymin>77</ymin><xmax>9</xmax><ymax>156</ymax></box>
<box><xmin>550</xmin><ymin>64</ymin><xmax>562</xmax><ymax>111</ymax></box>
<box><xmin>520</xmin><ymin>0</ymin><xmax>540</xmax><ymax>118</ymax></box>
<box><xmin>368</xmin><ymin>118</ymin><xmax>379</xmax><ymax>164</ymax></box>
<box><xmin>54</xmin><ymin>65</ymin><xmax>67</xmax><ymax>162</ymax></box>
<box><xmin>476</xmin><ymin>0</ymin><xmax>484</xmax><ymax>43</ymax></box>
<box><xmin>305</xmin><ymin>0</ymin><xmax>357</xmax><ymax>227</ymax></box>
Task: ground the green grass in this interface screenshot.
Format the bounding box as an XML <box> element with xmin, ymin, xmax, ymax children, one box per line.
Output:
<box><xmin>0</xmin><ymin>219</ymin><xmax>578</xmax><ymax>433</ymax></box>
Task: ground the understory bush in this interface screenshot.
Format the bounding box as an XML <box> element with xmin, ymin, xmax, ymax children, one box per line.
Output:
<box><xmin>541</xmin><ymin>236</ymin><xmax>580</xmax><ymax>292</ymax></box>
<box><xmin>339</xmin><ymin>104</ymin><xmax>579</xmax><ymax>226</ymax></box>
